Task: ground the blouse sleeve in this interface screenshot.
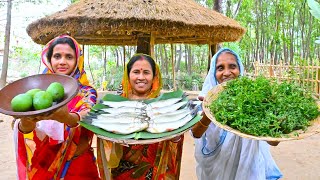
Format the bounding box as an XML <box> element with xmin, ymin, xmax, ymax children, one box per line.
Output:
<box><xmin>77</xmin><ymin>86</ymin><xmax>97</xmax><ymax>112</ymax></box>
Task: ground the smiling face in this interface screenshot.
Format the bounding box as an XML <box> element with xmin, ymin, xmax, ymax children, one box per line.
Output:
<box><xmin>215</xmin><ymin>52</ymin><xmax>240</xmax><ymax>84</ymax></box>
<box><xmin>129</xmin><ymin>59</ymin><xmax>154</xmax><ymax>98</ymax></box>
<box><xmin>50</xmin><ymin>43</ymin><xmax>77</xmax><ymax>75</ymax></box>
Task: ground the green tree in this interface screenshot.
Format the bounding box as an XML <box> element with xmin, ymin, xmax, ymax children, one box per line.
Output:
<box><xmin>0</xmin><ymin>0</ymin><xmax>12</xmax><ymax>88</ymax></box>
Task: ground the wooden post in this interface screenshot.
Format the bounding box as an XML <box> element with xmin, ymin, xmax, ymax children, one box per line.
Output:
<box><xmin>150</xmin><ymin>32</ymin><xmax>155</xmax><ymax>58</ymax></box>
<box><xmin>123</xmin><ymin>46</ymin><xmax>126</xmax><ymax>71</ymax></box>
<box><xmin>171</xmin><ymin>43</ymin><xmax>176</xmax><ymax>90</ymax></box>
<box><xmin>207</xmin><ymin>44</ymin><xmax>218</xmax><ymax>72</ymax></box>
<box><xmin>311</xmin><ymin>58</ymin><xmax>314</xmax><ymax>94</ymax></box>
<box><xmin>316</xmin><ymin>67</ymin><xmax>320</xmax><ymax>98</ymax></box>
<box><xmin>278</xmin><ymin>60</ymin><xmax>283</xmax><ymax>79</ymax></box>
<box><xmin>269</xmin><ymin>59</ymin><xmax>274</xmax><ymax>77</ymax></box>
<box><xmin>85</xmin><ymin>45</ymin><xmax>95</xmax><ymax>84</ymax></box>
<box><xmin>137</xmin><ymin>34</ymin><xmax>151</xmax><ymax>55</ymax></box>
<box><xmin>254</xmin><ymin>61</ymin><xmax>259</xmax><ymax>77</ymax></box>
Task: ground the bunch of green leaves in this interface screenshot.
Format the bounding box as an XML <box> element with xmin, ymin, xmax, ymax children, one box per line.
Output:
<box><xmin>210</xmin><ymin>76</ymin><xmax>320</xmax><ymax>137</ymax></box>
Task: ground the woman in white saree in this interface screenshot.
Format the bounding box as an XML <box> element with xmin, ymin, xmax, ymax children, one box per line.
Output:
<box><xmin>191</xmin><ymin>48</ymin><xmax>283</xmax><ymax>180</ymax></box>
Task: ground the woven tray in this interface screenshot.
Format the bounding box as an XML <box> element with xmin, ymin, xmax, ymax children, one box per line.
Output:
<box><xmin>202</xmin><ymin>83</ymin><xmax>320</xmax><ymax>142</ymax></box>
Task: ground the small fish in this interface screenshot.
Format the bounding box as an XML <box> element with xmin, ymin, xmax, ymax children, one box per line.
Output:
<box><xmin>92</xmin><ymin>113</ymin><xmax>149</xmax><ymax>124</ymax></box>
<box><xmin>102</xmin><ymin>100</ymin><xmax>146</xmax><ymax>108</ymax></box>
<box><xmin>149</xmin><ymin>108</ymin><xmax>190</xmax><ymax>123</ymax></box>
<box><xmin>100</xmin><ymin>106</ymin><xmax>145</xmax><ymax>115</ymax></box>
<box><xmin>148</xmin><ymin>98</ymin><xmax>182</xmax><ymax>109</ymax></box>
<box><xmin>146</xmin><ymin>114</ymin><xmax>195</xmax><ymax>133</ymax></box>
<box><xmin>146</xmin><ymin>101</ymin><xmax>188</xmax><ymax>116</ymax></box>
<box><xmin>92</xmin><ymin>121</ymin><xmax>149</xmax><ymax>134</ymax></box>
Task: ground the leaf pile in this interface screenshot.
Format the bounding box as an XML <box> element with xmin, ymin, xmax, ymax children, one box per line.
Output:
<box><xmin>210</xmin><ymin>76</ymin><xmax>320</xmax><ymax>137</ymax></box>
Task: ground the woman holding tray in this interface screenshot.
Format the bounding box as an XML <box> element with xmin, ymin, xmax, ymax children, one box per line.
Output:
<box><xmin>97</xmin><ymin>54</ymin><xmax>184</xmax><ymax>179</ymax></box>
<box><xmin>191</xmin><ymin>48</ymin><xmax>282</xmax><ymax>180</ymax></box>
<box><xmin>13</xmin><ymin>35</ymin><xmax>100</xmax><ymax>179</ymax></box>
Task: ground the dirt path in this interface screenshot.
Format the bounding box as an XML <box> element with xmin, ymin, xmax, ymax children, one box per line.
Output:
<box><xmin>1</xmin><ymin>113</ymin><xmax>320</xmax><ymax>179</ymax></box>
<box><xmin>0</xmin><ymin>114</ymin><xmax>16</xmax><ymax>179</ymax></box>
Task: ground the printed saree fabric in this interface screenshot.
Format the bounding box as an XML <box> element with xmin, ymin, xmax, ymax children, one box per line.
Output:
<box><xmin>97</xmin><ymin>54</ymin><xmax>184</xmax><ymax>180</ymax></box>
<box><xmin>14</xmin><ymin>35</ymin><xmax>99</xmax><ymax>180</ymax></box>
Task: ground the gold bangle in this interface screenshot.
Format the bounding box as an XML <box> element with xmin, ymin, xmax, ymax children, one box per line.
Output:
<box><xmin>198</xmin><ymin>120</ymin><xmax>209</xmax><ymax>127</ymax></box>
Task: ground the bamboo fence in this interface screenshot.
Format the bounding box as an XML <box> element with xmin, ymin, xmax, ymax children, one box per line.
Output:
<box><xmin>248</xmin><ymin>60</ymin><xmax>320</xmax><ymax>99</ymax></box>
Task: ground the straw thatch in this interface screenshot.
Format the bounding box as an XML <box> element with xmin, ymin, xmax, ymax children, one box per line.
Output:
<box><xmin>27</xmin><ymin>0</ymin><xmax>246</xmax><ymax>45</ymax></box>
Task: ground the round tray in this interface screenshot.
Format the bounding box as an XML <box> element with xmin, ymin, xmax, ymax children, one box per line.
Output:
<box><xmin>0</xmin><ymin>74</ymin><xmax>79</xmax><ymax>118</ymax></box>
<box><xmin>202</xmin><ymin>83</ymin><xmax>320</xmax><ymax>142</ymax></box>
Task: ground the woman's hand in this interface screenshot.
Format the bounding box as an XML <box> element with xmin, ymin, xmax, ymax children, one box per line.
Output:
<box><xmin>18</xmin><ymin>105</ymin><xmax>80</xmax><ymax>128</ymax></box>
<box><xmin>267</xmin><ymin>141</ymin><xmax>280</xmax><ymax>146</ymax></box>
<box><xmin>45</xmin><ymin>105</ymin><xmax>79</xmax><ymax>127</ymax></box>
<box><xmin>191</xmin><ymin>96</ymin><xmax>211</xmax><ymax>138</ymax></box>
<box><xmin>18</xmin><ymin>116</ymin><xmax>39</xmax><ymax>134</ymax></box>
<box><xmin>45</xmin><ymin>105</ymin><xmax>70</xmax><ymax>122</ymax></box>
<box><xmin>191</xmin><ymin>112</ymin><xmax>211</xmax><ymax>138</ymax></box>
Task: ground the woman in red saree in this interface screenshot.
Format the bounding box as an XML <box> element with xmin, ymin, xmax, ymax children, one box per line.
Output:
<box><xmin>13</xmin><ymin>35</ymin><xmax>100</xmax><ymax>180</ymax></box>
<box><xmin>97</xmin><ymin>54</ymin><xmax>184</xmax><ymax>180</ymax></box>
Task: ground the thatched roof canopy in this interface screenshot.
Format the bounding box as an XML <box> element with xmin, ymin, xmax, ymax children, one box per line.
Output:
<box><xmin>27</xmin><ymin>0</ymin><xmax>246</xmax><ymax>45</ymax></box>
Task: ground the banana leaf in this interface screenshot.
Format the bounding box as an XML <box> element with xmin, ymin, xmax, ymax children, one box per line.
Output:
<box><xmin>79</xmin><ymin>115</ymin><xmax>201</xmax><ymax>140</ymax></box>
<box><xmin>79</xmin><ymin>89</ymin><xmax>201</xmax><ymax>140</ymax></box>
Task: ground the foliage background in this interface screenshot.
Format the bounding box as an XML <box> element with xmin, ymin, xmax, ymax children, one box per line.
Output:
<box><xmin>1</xmin><ymin>0</ymin><xmax>320</xmax><ymax>91</ymax></box>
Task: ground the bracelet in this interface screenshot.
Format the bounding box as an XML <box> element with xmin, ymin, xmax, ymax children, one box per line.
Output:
<box><xmin>198</xmin><ymin>120</ymin><xmax>209</xmax><ymax>127</ymax></box>
<box><xmin>171</xmin><ymin>136</ymin><xmax>181</xmax><ymax>143</ymax></box>
<box><xmin>71</xmin><ymin>112</ymin><xmax>81</xmax><ymax>121</ymax></box>
<box><xmin>66</xmin><ymin>112</ymin><xmax>81</xmax><ymax>128</ymax></box>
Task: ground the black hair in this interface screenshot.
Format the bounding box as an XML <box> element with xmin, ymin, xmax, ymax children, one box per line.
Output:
<box><xmin>46</xmin><ymin>37</ymin><xmax>76</xmax><ymax>63</ymax></box>
<box><xmin>127</xmin><ymin>54</ymin><xmax>156</xmax><ymax>77</ymax></box>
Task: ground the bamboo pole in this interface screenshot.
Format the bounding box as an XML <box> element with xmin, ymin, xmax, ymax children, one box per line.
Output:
<box><xmin>254</xmin><ymin>61</ymin><xmax>320</xmax><ymax>99</ymax></box>
<box><xmin>123</xmin><ymin>46</ymin><xmax>126</xmax><ymax>71</ymax></box>
<box><xmin>85</xmin><ymin>45</ymin><xmax>95</xmax><ymax>84</ymax></box>
<box><xmin>311</xmin><ymin>58</ymin><xmax>314</xmax><ymax>94</ymax></box>
<box><xmin>207</xmin><ymin>44</ymin><xmax>212</xmax><ymax>73</ymax></box>
<box><xmin>316</xmin><ymin>68</ymin><xmax>320</xmax><ymax>98</ymax></box>
<box><xmin>171</xmin><ymin>43</ymin><xmax>176</xmax><ymax>90</ymax></box>
<box><xmin>150</xmin><ymin>32</ymin><xmax>155</xmax><ymax>58</ymax></box>
<box><xmin>254</xmin><ymin>61</ymin><xmax>259</xmax><ymax>77</ymax></box>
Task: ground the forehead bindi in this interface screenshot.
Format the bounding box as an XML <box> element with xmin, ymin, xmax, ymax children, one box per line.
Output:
<box><xmin>131</xmin><ymin>59</ymin><xmax>152</xmax><ymax>71</ymax></box>
<box><xmin>53</xmin><ymin>44</ymin><xmax>74</xmax><ymax>54</ymax></box>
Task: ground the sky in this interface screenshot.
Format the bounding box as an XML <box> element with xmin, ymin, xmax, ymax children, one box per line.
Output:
<box><xmin>0</xmin><ymin>0</ymin><xmax>70</xmax><ymax>49</ymax></box>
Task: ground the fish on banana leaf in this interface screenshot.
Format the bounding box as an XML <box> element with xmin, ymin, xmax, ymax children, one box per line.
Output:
<box><xmin>100</xmin><ymin>106</ymin><xmax>146</xmax><ymax>115</ymax></box>
<box><xmin>101</xmin><ymin>100</ymin><xmax>146</xmax><ymax>108</ymax></box>
<box><xmin>85</xmin><ymin>96</ymin><xmax>199</xmax><ymax>135</ymax></box>
<box><xmin>146</xmin><ymin>101</ymin><xmax>188</xmax><ymax>116</ymax></box>
<box><xmin>101</xmin><ymin>97</ymin><xmax>182</xmax><ymax>109</ymax></box>
<box><xmin>148</xmin><ymin>108</ymin><xmax>190</xmax><ymax>123</ymax></box>
<box><xmin>146</xmin><ymin>113</ymin><xmax>196</xmax><ymax>133</ymax></box>
<box><xmin>147</xmin><ymin>97</ymin><xmax>182</xmax><ymax>109</ymax></box>
<box><xmin>91</xmin><ymin>113</ymin><xmax>149</xmax><ymax>124</ymax></box>
<box><xmin>92</xmin><ymin>121</ymin><xmax>149</xmax><ymax>134</ymax></box>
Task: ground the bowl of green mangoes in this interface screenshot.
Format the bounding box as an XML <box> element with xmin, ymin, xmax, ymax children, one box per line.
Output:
<box><xmin>0</xmin><ymin>74</ymin><xmax>79</xmax><ymax>118</ymax></box>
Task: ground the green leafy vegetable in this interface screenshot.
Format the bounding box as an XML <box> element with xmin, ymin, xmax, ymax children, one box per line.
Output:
<box><xmin>210</xmin><ymin>76</ymin><xmax>320</xmax><ymax>137</ymax></box>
